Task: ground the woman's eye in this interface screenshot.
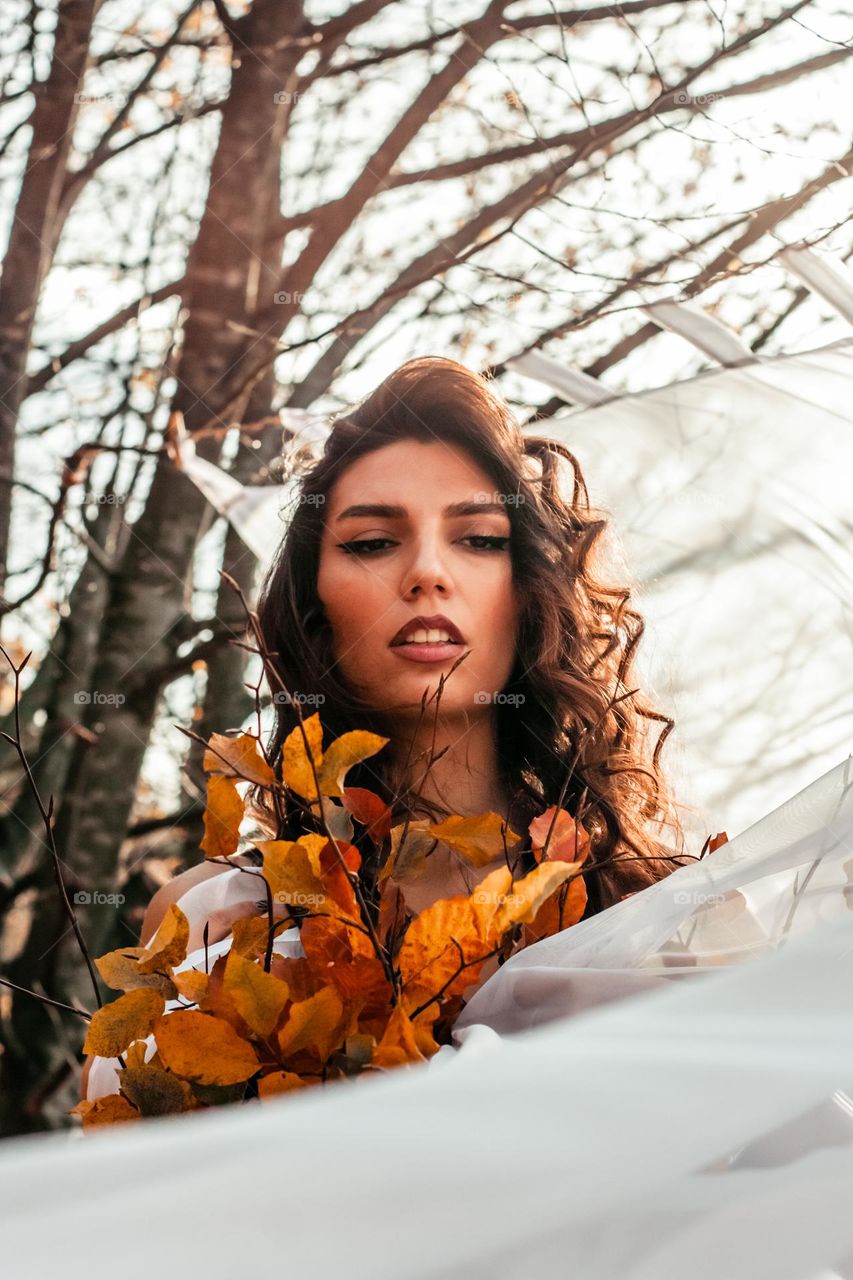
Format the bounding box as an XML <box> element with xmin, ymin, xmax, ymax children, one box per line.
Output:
<box><xmin>338</xmin><ymin>538</ymin><xmax>395</xmax><ymax>555</ymax></box>
<box><xmin>338</xmin><ymin>535</ymin><xmax>510</xmax><ymax>555</ymax></box>
<box><xmin>462</xmin><ymin>535</ymin><xmax>511</xmax><ymax>551</ymax></box>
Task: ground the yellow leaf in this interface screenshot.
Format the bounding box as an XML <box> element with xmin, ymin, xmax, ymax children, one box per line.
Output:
<box><xmin>493</xmin><ymin>860</ymin><xmax>583</xmax><ymax>933</ymax></box>
<box><xmin>201</xmin><ymin>772</ymin><xmax>244</xmax><ymax>859</ymax></box>
<box><xmin>83</xmin><ymin>988</ymin><xmax>165</xmax><ymax>1057</ymax></box>
<box><xmin>316</xmin><ymin>730</ymin><xmax>388</xmax><ymax>798</ymax></box>
<box><xmin>255</xmin><ymin>840</ymin><xmax>330</xmax><ymax>915</ymax></box>
<box><xmin>94</xmin><ymin>946</ymin><xmax>177</xmax><ymax>998</ymax></box>
<box><xmin>152</xmin><ymin>1010</ymin><xmax>260</xmax><ymax>1086</ymax></box>
<box><xmin>223</xmin><ymin>949</ymin><xmax>290</xmax><ymax>1037</ymax></box>
<box><xmin>202</xmin><ymin>731</ymin><xmax>274</xmax><ymax>786</ymax></box>
<box><xmin>277</xmin><ymin>986</ymin><xmax>344</xmax><ymax>1061</ymax></box>
<box><xmin>137</xmin><ymin>902</ymin><xmax>189</xmax><ymax>973</ymax></box>
<box><xmin>468</xmin><ymin>865</ymin><xmax>514</xmax><ymax>943</ymax></box>
<box><xmin>230</xmin><ymin>916</ymin><xmax>275</xmax><ymax>960</ymax></box>
<box><xmin>282</xmin><ymin>713</ymin><xmax>324</xmax><ymax>800</ymax></box>
<box><xmin>380</xmin><ymin>821</ymin><xmax>435</xmax><ymax>885</ymax></box>
<box><xmin>428</xmin><ymin>812</ymin><xmax>520</xmax><ymax>867</ymax></box>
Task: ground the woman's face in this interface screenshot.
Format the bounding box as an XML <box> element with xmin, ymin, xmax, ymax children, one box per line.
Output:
<box><xmin>317</xmin><ymin>439</ymin><xmax>519</xmax><ymax>720</ymax></box>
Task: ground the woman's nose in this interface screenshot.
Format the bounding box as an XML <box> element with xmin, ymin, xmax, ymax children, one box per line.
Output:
<box><xmin>401</xmin><ymin>535</ymin><xmax>451</xmax><ymax>598</ymax></box>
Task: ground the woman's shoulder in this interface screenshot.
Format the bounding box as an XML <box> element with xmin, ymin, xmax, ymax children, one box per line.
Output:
<box><xmin>140</xmin><ymin>858</ymin><xmax>237</xmax><ymax>945</ymax></box>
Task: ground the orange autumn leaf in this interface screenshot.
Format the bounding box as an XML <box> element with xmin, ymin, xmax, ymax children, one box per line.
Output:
<box><xmin>281</xmin><ymin>713</ymin><xmax>324</xmax><ymax>801</ymax></box>
<box><xmin>342</xmin><ymin>787</ymin><xmax>392</xmax><ymax>842</ymax></box>
<box><xmin>277</xmin><ymin>986</ymin><xmax>346</xmax><ymax>1061</ymax></box>
<box><xmin>222</xmin><ymin>948</ymin><xmax>290</xmax><ymax>1037</ymax></box>
<box><xmin>198</xmin><ymin>952</ymin><xmax>245</xmax><ymax>1029</ymax></box>
<box><xmin>709</xmin><ymin>831</ymin><xmax>729</xmax><ymax>853</ymax></box>
<box><xmin>171</xmin><ymin>968</ymin><xmax>210</xmax><ymax>1006</ymax></box>
<box><xmin>269</xmin><ymin>955</ymin><xmax>319</xmax><ymax>1004</ymax></box>
<box><xmin>83</xmin><ymin>988</ymin><xmax>165</xmax><ymax>1057</ymax></box>
<box><xmin>201</xmin><ymin>772</ymin><xmax>244</xmax><ymax>859</ymax></box>
<box><xmin>523</xmin><ymin>872</ymin><xmax>588</xmax><ymax>945</ymax></box>
<box><xmin>428</xmin><ymin>811</ymin><xmax>520</xmax><ymax>867</ymax></box>
<box><xmin>319</xmin><ymin>837</ymin><xmax>361</xmax><ymax>875</ymax></box>
<box><xmin>70</xmin><ymin>1095</ymin><xmax>141</xmax><ymax>1127</ymax></box>
<box><xmin>377</xmin><ymin>877</ymin><xmax>406</xmax><ymax>946</ymax></box>
<box><xmin>258</xmin><ymin>1070</ymin><xmax>311</xmax><ymax>1098</ymax></box>
<box><xmin>137</xmin><ymin>902</ymin><xmax>189</xmax><ymax>973</ymax></box>
<box><xmin>123</xmin><ymin>1040</ymin><xmax>154</xmax><ymax>1069</ymax></box>
<box><xmin>316</xmin><ymin>730</ymin><xmax>388</xmax><ymax>798</ymax></box>
<box><xmin>203</xmin><ymin>731</ymin><xmax>275</xmax><ymax>787</ymax></box>
<box><xmin>529</xmin><ymin>806</ymin><xmax>591</xmax><ymax>864</ymax></box>
<box><xmin>299</xmin><ymin>915</ymin><xmax>390</xmax><ymax>1006</ymax></box>
<box><xmin>317</xmin><ymin>838</ymin><xmax>362</xmax><ymax>918</ymax></box>
<box><xmin>257</xmin><ymin>837</ymin><xmax>364</xmax><ymax>925</ymax></box>
<box><xmin>153</xmin><ymin>1009</ymin><xmax>260</xmax><ymax>1086</ymax></box>
<box><xmin>372</xmin><ymin>1004</ymin><xmax>430</xmax><ymax>1068</ymax></box>
<box><xmin>397</xmin><ymin>894</ymin><xmax>490</xmax><ymax>1012</ymax></box>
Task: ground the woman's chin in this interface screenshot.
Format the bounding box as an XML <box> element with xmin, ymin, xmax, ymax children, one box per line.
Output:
<box><xmin>372</xmin><ymin>677</ymin><xmax>482</xmax><ymax>718</ymax></box>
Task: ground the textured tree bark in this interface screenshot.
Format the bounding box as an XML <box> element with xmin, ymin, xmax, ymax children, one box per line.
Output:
<box><xmin>0</xmin><ymin>0</ymin><xmax>97</xmax><ymax>604</ymax></box>
<box><xmin>0</xmin><ymin>0</ymin><xmax>308</xmax><ymax>1131</ymax></box>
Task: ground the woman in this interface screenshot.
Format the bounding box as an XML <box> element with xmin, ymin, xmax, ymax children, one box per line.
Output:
<box><xmin>81</xmin><ymin>355</ymin><xmax>691</xmax><ymax>1099</ymax></box>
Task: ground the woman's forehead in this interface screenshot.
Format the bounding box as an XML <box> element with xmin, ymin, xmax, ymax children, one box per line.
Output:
<box><xmin>326</xmin><ymin>440</ymin><xmax>498</xmax><ymax>512</ymax></box>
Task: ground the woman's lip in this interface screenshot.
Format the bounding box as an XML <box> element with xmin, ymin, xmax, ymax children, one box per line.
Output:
<box><xmin>390</xmin><ymin>640</ymin><xmax>464</xmax><ymax>664</ymax></box>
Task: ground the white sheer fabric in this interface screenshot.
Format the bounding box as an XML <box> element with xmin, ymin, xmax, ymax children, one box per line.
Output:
<box><xmin>3</xmin><ymin>753</ymin><xmax>853</xmax><ymax>1278</ymax></box>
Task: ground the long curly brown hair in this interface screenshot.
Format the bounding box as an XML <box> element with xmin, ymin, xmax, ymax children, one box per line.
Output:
<box><xmin>250</xmin><ymin>356</ymin><xmax>692</xmax><ymax>916</ymax></box>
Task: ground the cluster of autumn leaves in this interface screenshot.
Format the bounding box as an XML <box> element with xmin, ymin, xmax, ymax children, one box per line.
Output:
<box><xmin>71</xmin><ymin>715</ymin><xmax>590</xmax><ymax>1128</ymax></box>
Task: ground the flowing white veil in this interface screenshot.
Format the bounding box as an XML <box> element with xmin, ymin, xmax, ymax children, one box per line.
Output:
<box><xmin>2</xmin><ymin>751</ymin><xmax>853</xmax><ymax>1279</ymax></box>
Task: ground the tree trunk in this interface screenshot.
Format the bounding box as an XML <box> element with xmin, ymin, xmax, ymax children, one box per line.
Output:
<box><xmin>0</xmin><ymin>0</ymin><xmax>96</xmax><ymax>604</ymax></box>
<box><xmin>0</xmin><ymin>0</ymin><xmax>307</xmax><ymax>1129</ymax></box>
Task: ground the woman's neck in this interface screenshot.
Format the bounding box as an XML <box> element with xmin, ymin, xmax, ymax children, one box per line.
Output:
<box><xmin>384</xmin><ymin>709</ymin><xmax>510</xmax><ymax>819</ymax></box>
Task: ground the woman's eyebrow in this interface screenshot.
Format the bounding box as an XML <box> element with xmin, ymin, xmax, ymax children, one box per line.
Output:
<box><xmin>335</xmin><ymin>500</ymin><xmax>508</xmax><ymax>522</ymax></box>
